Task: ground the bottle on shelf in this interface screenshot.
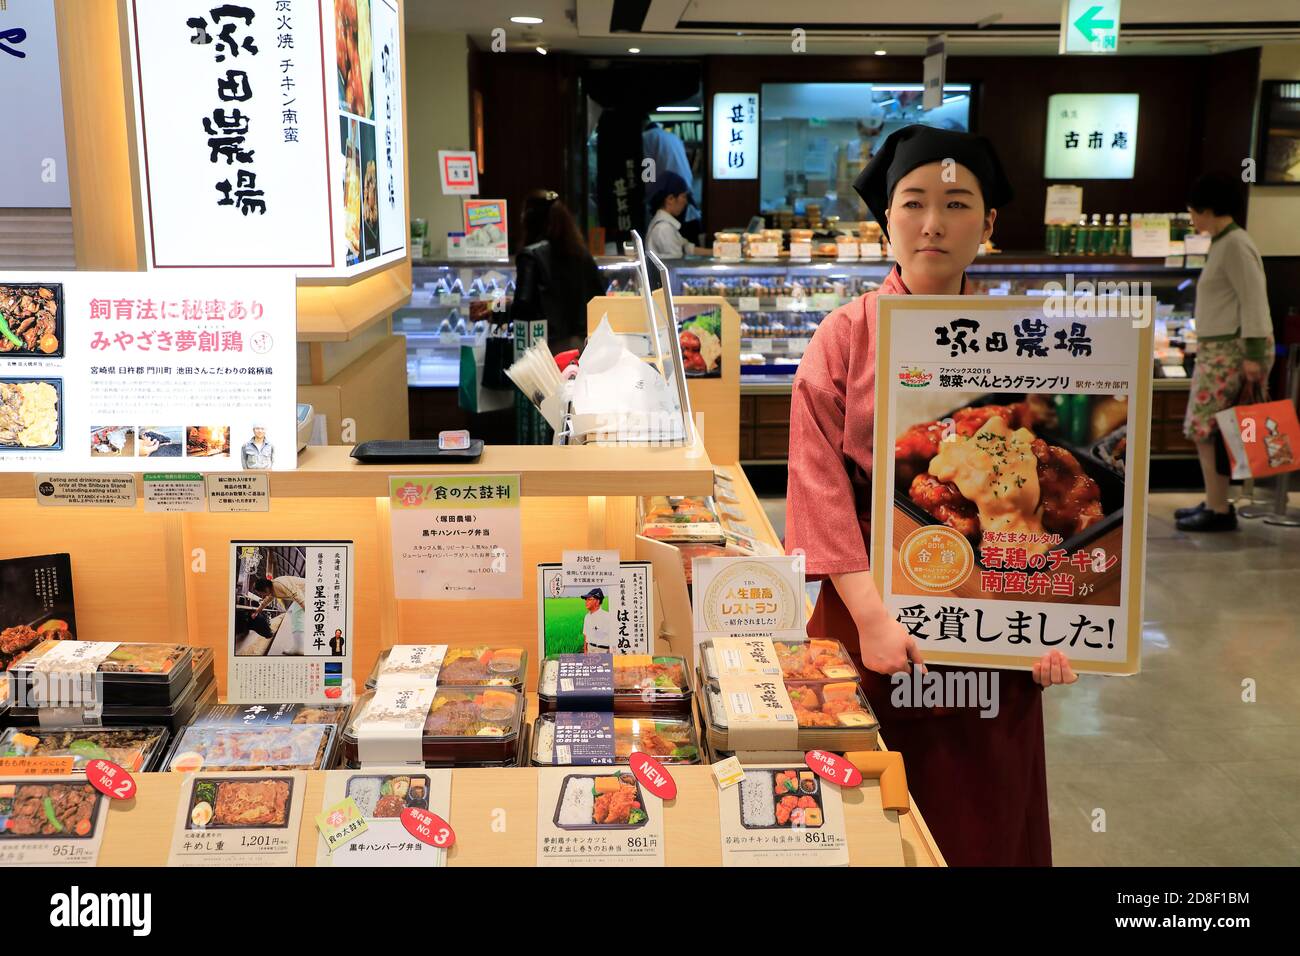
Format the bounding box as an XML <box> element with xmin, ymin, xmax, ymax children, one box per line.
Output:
<box><xmin>1117</xmin><ymin>213</ymin><xmax>1130</xmax><ymax>255</ymax></box>
<box><xmin>1101</xmin><ymin>213</ymin><xmax>1117</xmax><ymax>256</ymax></box>
<box><xmin>1045</xmin><ymin>221</ymin><xmax>1062</xmax><ymax>256</ymax></box>
<box><xmin>1072</xmin><ymin>215</ymin><xmax>1089</xmax><ymax>256</ymax></box>
<box><xmin>1085</xmin><ymin>213</ymin><xmax>1102</xmax><ymax>255</ymax></box>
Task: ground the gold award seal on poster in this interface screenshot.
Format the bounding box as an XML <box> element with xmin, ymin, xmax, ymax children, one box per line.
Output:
<box><xmin>898</xmin><ymin>525</ymin><xmax>975</xmax><ymax>592</ymax></box>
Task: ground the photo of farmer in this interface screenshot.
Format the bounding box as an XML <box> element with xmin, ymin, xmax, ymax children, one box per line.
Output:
<box><xmin>232</xmin><ymin>545</ymin><xmax>309</xmax><ymax>656</ymax></box>
<box><xmin>580</xmin><ymin>587</ymin><xmax>613</xmax><ymax>653</ymax></box>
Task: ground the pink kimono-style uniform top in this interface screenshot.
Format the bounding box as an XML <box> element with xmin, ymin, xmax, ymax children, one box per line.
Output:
<box><xmin>785</xmin><ymin>265</ymin><xmax>1052</xmax><ymax>867</ymax></box>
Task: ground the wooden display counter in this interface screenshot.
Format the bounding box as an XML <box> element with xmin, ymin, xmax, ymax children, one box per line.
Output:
<box><xmin>96</xmin><ymin>760</ymin><xmax>908</xmax><ymax>867</ymax></box>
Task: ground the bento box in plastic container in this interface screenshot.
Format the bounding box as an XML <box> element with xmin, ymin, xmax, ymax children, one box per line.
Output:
<box><xmin>700</xmin><ymin>678</ymin><xmax>878</xmax><ymax>753</ymax></box>
<box><xmin>162</xmin><ymin>701</ymin><xmax>351</xmax><ymax>772</ymax></box>
<box><xmin>341</xmin><ymin>685</ymin><xmax>524</xmax><ymax>768</ymax></box>
<box><xmin>537</xmin><ymin>653</ymin><xmax>693</xmax><ymax>716</ymax></box>
<box><xmin>699</xmin><ymin>637</ymin><xmax>860</xmax><ymax>684</ymax></box>
<box><xmin>7</xmin><ymin>640</ymin><xmax>194</xmax><ymax>709</ymax></box>
<box><xmin>8</xmin><ymin>647</ymin><xmax>214</xmax><ymax>733</ymax></box>
<box><xmin>0</xmin><ymin>724</ymin><xmax>171</xmax><ymax>773</ymax></box>
<box><xmin>530</xmin><ymin>712</ymin><xmax>701</xmax><ymax>766</ymax></box>
<box><xmin>365</xmin><ymin>644</ymin><xmax>527</xmax><ymax>691</ymax></box>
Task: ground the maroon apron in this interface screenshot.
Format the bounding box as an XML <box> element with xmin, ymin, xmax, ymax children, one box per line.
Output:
<box><xmin>810</xmin><ymin>580</ymin><xmax>1053</xmax><ymax>867</ymax></box>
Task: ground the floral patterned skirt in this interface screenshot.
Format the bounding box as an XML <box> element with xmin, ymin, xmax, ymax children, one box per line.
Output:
<box><xmin>1183</xmin><ymin>337</ymin><xmax>1275</xmax><ymax>442</ymax></box>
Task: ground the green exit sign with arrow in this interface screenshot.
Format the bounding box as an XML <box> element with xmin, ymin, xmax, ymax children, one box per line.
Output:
<box><xmin>1060</xmin><ymin>0</ymin><xmax>1121</xmax><ymax>55</ymax></box>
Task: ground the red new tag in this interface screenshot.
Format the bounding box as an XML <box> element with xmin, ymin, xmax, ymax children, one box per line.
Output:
<box><xmin>85</xmin><ymin>759</ymin><xmax>137</xmax><ymax>800</ymax></box>
<box><xmin>401</xmin><ymin>806</ymin><xmax>456</xmax><ymax>848</ymax></box>
<box><xmin>804</xmin><ymin>750</ymin><xmax>863</xmax><ymax>788</ymax></box>
<box><xmin>629</xmin><ymin>752</ymin><xmax>677</xmax><ymax>800</ymax></box>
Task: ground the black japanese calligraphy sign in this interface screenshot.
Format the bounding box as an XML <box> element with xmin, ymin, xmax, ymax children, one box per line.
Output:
<box><xmin>872</xmin><ymin>295</ymin><xmax>1153</xmax><ymax>674</ymax></box>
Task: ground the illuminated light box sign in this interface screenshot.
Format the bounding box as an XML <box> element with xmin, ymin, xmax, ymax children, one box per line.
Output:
<box><xmin>127</xmin><ymin>0</ymin><xmax>406</xmax><ymax>276</ymax></box>
<box><xmin>712</xmin><ymin>92</ymin><xmax>758</xmax><ymax>180</ymax></box>
<box><xmin>0</xmin><ymin>1</ymin><xmax>70</xmax><ymax>207</ymax></box>
<box><xmin>1044</xmin><ymin>93</ymin><xmax>1138</xmax><ymax>180</ymax></box>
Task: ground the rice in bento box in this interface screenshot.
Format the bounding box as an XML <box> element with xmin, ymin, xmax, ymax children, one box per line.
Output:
<box><xmin>740</xmin><ymin>771</ymin><xmax>775</xmax><ymax>827</ymax></box>
<box><xmin>558</xmin><ymin>777</ymin><xmax>595</xmax><ymax>826</ymax></box>
<box><xmin>347</xmin><ymin>776</ymin><xmax>382</xmax><ymax>817</ymax></box>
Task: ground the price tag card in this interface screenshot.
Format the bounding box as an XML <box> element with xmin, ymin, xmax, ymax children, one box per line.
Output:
<box><xmin>711</xmin><ymin>756</ymin><xmax>745</xmax><ymax>790</ymax></box>
<box><xmin>169</xmin><ymin>771</ymin><xmax>305</xmax><ymax>867</ymax></box>
<box><xmin>314</xmin><ymin>768</ymin><xmax>452</xmax><ymax>867</ymax></box>
<box><xmin>737</xmin><ymin>296</ymin><xmax>761</xmax><ymax>313</ymax></box>
<box><xmin>537</xmin><ymin>766</ymin><xmax>665</xmax><ymax>867</ymax></box>
<box><xmin>788</xmin><ymin>241</ymin><xmax>812</xmax><ymax>259</ymax></box>
<box><xmin>810</xmin><ymin>293</ymin><xmax>839</xmax><ymax>311</ymax></box>
<box><xmin>718</xmin><ymin>764</ymin><xmax>849</xmax><ymax>867</ymax></box>
<box><xmin>0</xmin><ymin>776</ymin><xmax>111</xmax><ymax>866</ymax></box>
<box><xmin>860</xmin><ymin>242</ymin><xmax>884</xmax><ymax>259</ymax></box>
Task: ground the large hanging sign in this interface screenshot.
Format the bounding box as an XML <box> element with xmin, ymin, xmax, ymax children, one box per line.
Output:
<box><xmin>126</xmin><ymin>0</ymin><xmax>406</xmax><ymax>275</ymax></box>
<box><xmin>872</xmin><ymin>295</ymin><xmax>1152</xmax><ymax>675</ymax></box>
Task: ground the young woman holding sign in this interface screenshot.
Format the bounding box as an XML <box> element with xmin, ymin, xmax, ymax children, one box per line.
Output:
<box><xmin>785</xmin><ymin>126</ymin><xmax>1078</xmax><ymax>867</ymax></box>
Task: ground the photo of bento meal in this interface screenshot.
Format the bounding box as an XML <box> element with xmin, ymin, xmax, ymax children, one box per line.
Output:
<box><xmin>0</xmin><ymin>379</ymin><xmax>61</xmax><ymax>450</ymax></box>
<box><xmin>894</xmin><ymin>392</ymin><xmax>1126</xmax><ymax>556</ymax></box>
<box><xmin>187</xmin><ymin>777</ymin><xmax>293</xmax><ymax>829</ymax></box>
<box><xmin>345</xmin><ymin>773</ymin><xmax>429</xmax><ymax>818</ymax></box>
<box><xmin>335</xmin><ymin>0</ymin><xmax>373</xmax><ymax>120</ymax></box>
<box><xmin>0</xmin><ymin>781</ymin><xmax>101</xmax><ymax>838</ymax></box>
<box><xmin>0</xmin><ymin>284</ymin><xmax>62</xmax><ymax>356</ymax></box>
<box><xmin>739</xmin><ymin>769</ymin><xmax>824</xmax><ymax>830</ymax></box>
<box><xmin>554</xmin><ymin>772</ymin><xmax>648</xmax><ymax>829</ymax></box>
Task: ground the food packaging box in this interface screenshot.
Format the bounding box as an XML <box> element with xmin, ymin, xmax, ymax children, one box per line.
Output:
<box><xmin>530</xmin><ymin>712</ymin><xmax>701</xmax><ymax>766</ymax></box>
<box><xmin>638</xmin><ymin>495</ymin><xmax>726</xmax><ymax>544</ymax></box>
<box><xmin>163</xmin><ymin>701</ymin><xmax>350</xmax><ymax>772</ymax></box>
<box><xmin>365</xmin><ymin>644</ymin><xmax>527</xmax><ymax>691</ymax></box>
<box><xmin>0</xmin><ymin>724</ymin><xmax>171</xmax><ymax>773</ymax></box>
<box><xmin>538</xmin><ymin>653</ymin><xmax>693</xmax><ymax>716</ymax></box>
<box><xmin>699</xmin><ymin>677</ymin><xmax>877</xmax><ymax>753</ymax></box>
<box><xmin>699</xmin><ymin>637</ymin><xmax>860</xmax><ymax>684</ymax></box>
<box><xmin>341</xmin><ymin>685</ymin><xmax>524</xmax><ymax>768</ymax></box>
<box><xmin>8</xmin><ymin>640</ymin><xmax>194</xmax><ymax>708</ymax></box>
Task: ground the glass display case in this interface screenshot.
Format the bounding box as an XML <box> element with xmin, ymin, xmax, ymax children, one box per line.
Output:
<box><xmin>398</xmin><ymin>258</ymin><xmax>644</xmax><ymax>387</ymax></box>
<box><xmin>664</xmin><ymin>254</ymin><xmax>1202</xmax><ymax>465</ymax></box>
<box><xmin>666</xmin><ymin>255</ymin><xmax>1199</xmax><ymax>383</ymax></box>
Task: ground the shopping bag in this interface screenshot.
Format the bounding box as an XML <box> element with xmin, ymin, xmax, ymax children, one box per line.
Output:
<box><xmin>1214</xmin><ymin>385</ymin><xmax>1300</xmax><ymax>479</ymax></box>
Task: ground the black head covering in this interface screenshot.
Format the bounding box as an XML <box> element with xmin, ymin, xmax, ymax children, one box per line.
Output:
<box><xmin>853</xmin><ymin>125</ymin><xmax>1013</xmax><ymax>238</ymax></box>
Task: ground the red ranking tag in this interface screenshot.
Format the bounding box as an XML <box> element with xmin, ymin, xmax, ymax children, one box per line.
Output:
<box><xmin>85</xmin><ymin>759</ymin><xmax>137</xmax><ymax>800</ymax></box>
<box><xmin>804</xmin><ymin>750</ymin><xmax>863</xmax><ymax>788</ymax></box>
<box><xmin>629</xmin><ymin>752</ymin><xmax>677</xmax><ymax>800</ymax></box>
<box><xmin>401</xmin><ymin>806</ymin><xmax>456</xmax><ymax>848</ymax></box>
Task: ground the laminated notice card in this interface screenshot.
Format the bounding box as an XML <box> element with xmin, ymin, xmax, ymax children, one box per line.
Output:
<box><xmin>719</xmin><ymin>765</ymin><xmax>849</xmax><ymax>866</ymax></box>
<box><xmin>168</xmin><ymin>771</ymin><xmax>305</xmax><ymax>866</ymax></box>
<box><xmin>0</xmin><ymin>271</ymin><xmax>296</xmax><ymax>473</ymax></box>
<box><xmin>537</xmin><ymin>766</ymin><xmax>664</xmax><ymax>867</ymax></box>
<box><xmin>0</xmin><ymin>776</ymin><xmax>110</xmax><ymax>866</ymax></box>
<box><xmin>872</xmin><ymin>295</ymin><xmax>1151</xmax><ymax>674</ymax></box>
<box><xmin>228</xmin><ymin>541</ymin><xmax>355</xmax><ymax>703</ymax></box>
<box><xmin>390</xmin><ymin>475</ymin><xmax>522</xmax><ymax>600</ymax></box>
<box><xmin>315</xmin><ymin>767</ymin><xmax>452</xmax><ymax>867</ymax></box>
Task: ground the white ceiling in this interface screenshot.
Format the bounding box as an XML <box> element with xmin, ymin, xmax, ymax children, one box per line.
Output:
<box><xmin>405</xmin><ymin>0</ymin><xmax>1300</xmax><ymax>56</ymax></box>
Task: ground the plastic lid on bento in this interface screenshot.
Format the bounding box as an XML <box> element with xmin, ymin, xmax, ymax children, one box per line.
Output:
<box><xmin>538</xmin><ymin>654</ymin><xmax>693</xmax><ymax>705</ymax></box>
<box><xmin>11</xmin><ymin>640</ymin><xmax>191</xmax><ymax>681</ymax></box>
<box><xmin>700</xmin><ymin>637</ymin><xmax>859</xmax><ymax>683</ymax></box>
<box><xmin>346</xmin><ymin>685</ymin><xmax>523</xmax><ymax>743</ymax></box>
<box><xmin>530</xmin><ymin>712</ymin><xmax>701</xmax><ymax>766</ymax></box>
<box><xmin>0</xmin><ymin>725</ymin><xmax>170</xmax><ymax>773</ymax></box>
<box><xmin>702</xmin><ymin>678</ymin><xmax>877</xmax><ymax>733</ymax></box>
<box><xmin>366</xmin><ymin>644</ymin><xmax>527</xmax><ymax>690</ymax></box>
<box><xmin>166</xmin><ymin>723</ymin><xmax>336</xmax><ymax>772</ymax></box>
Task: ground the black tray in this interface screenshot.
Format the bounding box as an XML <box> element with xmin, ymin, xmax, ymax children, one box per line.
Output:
<box><xmin>350</xmin><ymin>439</ymin><xmax>483</xmax><ymax>463</ymax></box>
<box><xmin>893</xmin><ymin>393</ymin><xmax>1126</xmax><ymax>566</ymax></box>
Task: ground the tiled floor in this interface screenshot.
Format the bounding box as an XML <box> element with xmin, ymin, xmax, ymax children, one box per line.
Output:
<box><xmin>760</xmin><ymin>489</ymin><xmax>1300</xmax><ymax>866</ymax></box>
